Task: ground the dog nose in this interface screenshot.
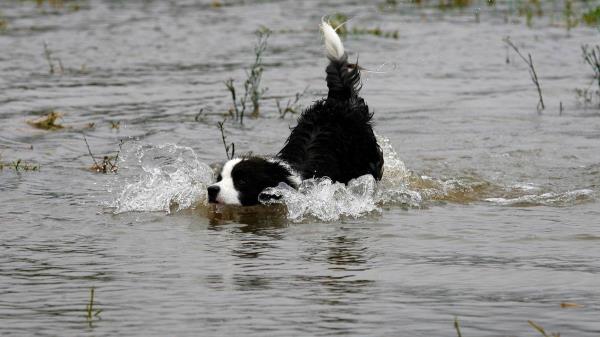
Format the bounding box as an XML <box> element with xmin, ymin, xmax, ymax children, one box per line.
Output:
<box><xmin>207</xmin><ymin>185</ymin><xmax>220</xmax><ymax>203</ymax></box>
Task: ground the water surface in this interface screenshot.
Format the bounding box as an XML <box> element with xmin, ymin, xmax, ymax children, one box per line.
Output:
<box><xmin>1</xmin><ymin>1</ymin><xmax>600</xmax><ymax>336</ymax></box>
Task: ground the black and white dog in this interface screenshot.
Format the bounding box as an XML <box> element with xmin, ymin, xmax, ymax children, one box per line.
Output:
<box><xmin>207</xmin><ymin>21</ymin><xmax>384</xmax><ymax>206</ymax></box>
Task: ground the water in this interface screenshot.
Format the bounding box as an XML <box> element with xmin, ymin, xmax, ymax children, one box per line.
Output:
<box><xmin>1</xmin><ymin>0</ymin><xmax>600</xmax><ymax>336</ymax></box>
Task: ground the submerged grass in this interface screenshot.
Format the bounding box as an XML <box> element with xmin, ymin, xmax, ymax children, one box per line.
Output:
<box><xmin>582</xmin><ymin>44</ymin><xmax>600</xmax><ymax>89</ymax></box>
<box><xmin>384</xmin><ymin>0</ymin><xmax>595</xmax><ymax>32</ymax></box>
<box><xmin>217</xmin><ymin>118</ymin><xmax>235</xmax><ymax>160</ymax></box>
<box><xmin>225</xmin><ymin>27</ymin><xmax>270</xmax><ymax>124</ymax></box>
<box><xmin>504</xmin><ymin>37</ymin><xmax>545</xmax><ymax>113</ymax></box>
<box><xmin>0</xmin><ymin>158</ymin><xmax>40</xmax><ymax>172</ymax></box>
<box><xmin>276</xmin><ymin>87</ymin><xmax>308</xmax><ymax>119</ymax></box>
<box><xmin>528</xmin><ymin>320</ymin><xmax>561</xmax><ymax>337</ymax></box>
<box><xmin>84</xmin><ymin>136</ymin><xmax>121</xmax><ymax>173</ymax></box>
<box><xmin>453</xmin><ymin>317</ymin><xmax>563</xmax><ymax>337</ymax></box>
<box><xmin>85</xmin><ymin>287</ymin><xmax>102</xmax><ymax>326</ymax></box>
<box><xmin>578</xmin><ymin>44</ymin><xmax>600</xmax><ymax>106</ymax></box>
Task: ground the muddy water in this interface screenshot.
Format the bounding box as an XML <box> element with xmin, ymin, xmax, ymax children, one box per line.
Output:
<box><xmin>1</xmin><ymin>1</ymin><xmax>600</xmax><ymax>336</ymax></box>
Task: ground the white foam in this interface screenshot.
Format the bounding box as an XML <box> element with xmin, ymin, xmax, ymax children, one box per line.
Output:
<box><xmin>259</xmin><ymin>135</ymin><xmax>422</xmax><ymax>222</ymax></box>
<box><xmin>107</xmin><ymin>138</ymin><xmax>595</xmax><ymax>220</ymax></box>
<box><xmin>485</xmin><ymin>189</ymin><xmax>594</xmax><ymax>206</ymax></box>
<box><xmin>109</xmin><ymin>143</ymin><xmax>213</xmax><ymax>213</ymax></box>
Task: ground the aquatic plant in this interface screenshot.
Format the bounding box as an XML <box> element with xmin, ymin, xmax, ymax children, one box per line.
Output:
<box><xmin>328</xmin><ymin>13</ymin><xmax>349</xmax><ymax>36</ymax></box>
<box><xmin>216</xmin><ymin>118</ymin><xmax>235</xmax><ymax>160</ymax></box>
<box><xmin>84</xmin><ymin>136</ymin><xmax>121</xmax><ymax>173</ymax></box>
<box><xmin>528</xmin><ymin>320</ymin><xmax>560</xmax><ymax>337</ymax></box>
<box><xmin>437</xmin><ymin>0</ymin><xmax>473</xmax><ymax>10</ymax></box>
<box><xmin>582</xmin><ymin>6</ymin><xmax>600</xmax><ymax>26</ymax></box>
<box><xmin>582</xmin><ymin>44</ymin><xmax>600</xmax><ymax>89</ymax></box>
<box><xmin>517</xmin><ymin>0</ymin><xmax>543</xmax><ymax>28</ymax></box>
<box><xmin>0</xmin><ymin>157</ymin><xmax>40</xmax><ymax>172</ymax></box>
<box><xmin>454</xmin><ymin>317</ymin><xmax>463</xmax><ymax>337</ymax></box>
<box><xmin>224</xmin><ymin>27</ymin><xmax>270</xmax><ymax>124</ymax></box>
<box><xmin>564</xmin><ymin>0</ymin><xmax>578</xmax><ymax>32</ymax></box>
<box><xmin>109</xmin><ymin>120</ymin><xmax>120</xmax><ymax>130</ymax></box>
<box><xmin>248</xmin><ymin>27</ymin><xmax>270</xmax><ymax>118</ymax></box>
<box><xmin>504</xmin><ymin>37</ymin><xmax>545</xmax><ymax>113</ymax></box>
<box><xmin>351</xmin><ymin>26</ymin><xmax>399</xmax><ymax>39</ymax></box>
<box><xmin>329</xmin><ymin>13</ymin><xmax>399</xmax><ymax>39</ymax></box>
<box><xmin>276</xmin><ymin>87</ymin><xmax>308</xmax><ymax>119</ymax></box>
<box><xmin>85</xmin><ymin>287</ymin><xmax>102</xmax><ymax>326</ymax></box>
<box><xmin>27</xmin><ymin>111</ymin><xmax>64</xmax><ymax>130</ymax></box>
<box><xmin>452</xmin><ymin>317</ymin><xmax>562</xmax><ymax>337</ymax></box>
<box><xmin>33</xmin><ymin>0</ymin><xmax>80</xmax><ymax>11</ymax></box>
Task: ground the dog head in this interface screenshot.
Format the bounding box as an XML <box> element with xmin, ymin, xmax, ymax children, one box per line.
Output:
<box><xmin>207</xmin><ymin>157</ymin><xmax>299</xmax><ymax>206</ymax></box>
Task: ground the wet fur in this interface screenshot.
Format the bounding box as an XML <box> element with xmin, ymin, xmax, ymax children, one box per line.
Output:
<box><xmin>208</xmin><ymin>21</ymin><xmax>384</xmax><ymax>206</ymax></box>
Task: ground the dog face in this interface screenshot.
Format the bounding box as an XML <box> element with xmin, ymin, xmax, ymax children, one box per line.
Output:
<box><xmin>207</xmin><ymin>157</ymin><xmax>298</xmax><ymax>206</ymax></box>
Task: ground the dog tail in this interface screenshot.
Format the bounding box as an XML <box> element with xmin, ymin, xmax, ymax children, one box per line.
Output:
<box><xmin>320</xmin><ymin>21</ymin><xmax>361</xmax><ymax>101</ymax></box>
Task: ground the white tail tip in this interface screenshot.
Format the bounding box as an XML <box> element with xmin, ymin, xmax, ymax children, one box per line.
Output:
<box><xmin>320</xmin><ymin>21</ymin><xmax>345</xmax><ymax>61</ymax></box>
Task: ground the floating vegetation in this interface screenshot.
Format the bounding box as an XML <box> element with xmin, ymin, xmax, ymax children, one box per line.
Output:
<box><xmin>109</xmin><ymin>120</ymin><xmax>120</xmax><ymax>129</ymax></box>
<box><xmin>276</xmin><ymin>87</ymin><xmax>308</xmax><ymax>118</ymax></box>
<box><xmin>0</xmin><ymin>158</ymin><xmax>40</xmax><ymax>172</ymax></box>
<box><xmin>32</xmin><ymin>0</ymin><xmax>81</xmax><ymax>11</ymax></box>
<box><xmin>216</xmin><ymin>118</ymin><xmax>235</xmax><ymax>160</ymax></box>
<box><xmin>437</xmin><ymin>0</ymin><xmax>475</xmax><ymax>10</ymax></box>
<box><xmin>560</xmin><ymin>302</ymin><xmax>584</xmax><ymax>308</ymax></box>
<box><xmin>329</xmin><ymin>13</ymin><xmax>399</xmax><ymax>39</ymax></box>
<box><xmin>84</xmin><ymin>136</ymin><xmax>121</xmax><ymax>173</ymax></box>
<box><xmin>504</xmin><ymin>37</ymin><xmax>545</xmax><ymax>113</ymax></box>
<box><xmin>85</xmin><ymin>287</ymin><xmax>102</xmax><ymax>326</ymax></box>
<box><xmin>27</xmin><ymin>111</ymin><xmax>64</xmax><ymax>130</ymax></box>
<box><xmin>582</xmin><ymin>6</ymin><xmax>600</xmax><ymax>26</ymax></box>
<box><xmin>224</xmin><ymin>27</ymin><xmax>270</xmax><ymax>124</ymax></box>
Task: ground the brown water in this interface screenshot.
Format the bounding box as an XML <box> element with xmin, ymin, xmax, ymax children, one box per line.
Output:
<box><xmin>1</xmin><ymin>0</ymin><xmax>600</xmax><ymax>336</ymax></box>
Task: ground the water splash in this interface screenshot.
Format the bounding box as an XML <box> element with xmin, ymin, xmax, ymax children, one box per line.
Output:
<box><xmin>108</xmin><ymin>138</ymin><xmax>595</xmax><ymax>220</ymax></box>
<box><xmin>110</xmin><ymin>143</ymin><xmax>213</xmax><ymax>214</ymax></box>
<box><xmin>260</xmin><ymin>175</ymin><xmax>379</xmax><ymax>222</ymax></box>
<box><xmin>260</xmin><ymin>135</ymin><xmax>422</xmax><ymax>222</ymax></box>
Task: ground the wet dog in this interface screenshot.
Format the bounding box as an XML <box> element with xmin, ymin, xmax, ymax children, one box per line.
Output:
<box><xmin>208</xmin><ymin>21</ymin><xmax>384</xmax><ymax>206</ymax></box>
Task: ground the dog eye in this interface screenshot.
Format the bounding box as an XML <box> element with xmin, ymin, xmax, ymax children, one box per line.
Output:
<box><xmin>238</xmin><ymin>179</ymin><xmax>247</xmax><ymax>186</ymax></box>
<box><xmin>216</xmin><ymin>174</ymin><xmax>222</xmax><ymax>182</ymax></box>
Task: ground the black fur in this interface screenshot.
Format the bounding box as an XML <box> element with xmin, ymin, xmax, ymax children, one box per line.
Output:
<box><xmin>209</xmin><ymin>52</ymin><xmax>384</xmax><ymax>206</ymax></box>
<box><xmin>325</xmin><ymin>54</ymin><xmax>361</xmax><ymax>101</ymax></box>
<box><xmin>277</xmin><ymin>54</ymin><xmax>383</xmax><ymax>184</ymax></box>
<box><xmin>231</xmin><ymin>158</ymin><xmax>297</xmax><ymax>206</ymax></box>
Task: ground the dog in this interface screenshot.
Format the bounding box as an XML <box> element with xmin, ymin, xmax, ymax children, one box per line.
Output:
<box><xmin>207</xmin><ymin>21</ymin><xmax>384</xmax><ymax>206</ymax></box>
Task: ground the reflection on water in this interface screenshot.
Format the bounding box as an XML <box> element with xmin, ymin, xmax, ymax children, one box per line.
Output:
<box><xmin>1</xmin><ymin>0</ymin><xmax>600</xmax><ymax>336</ymax></box>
